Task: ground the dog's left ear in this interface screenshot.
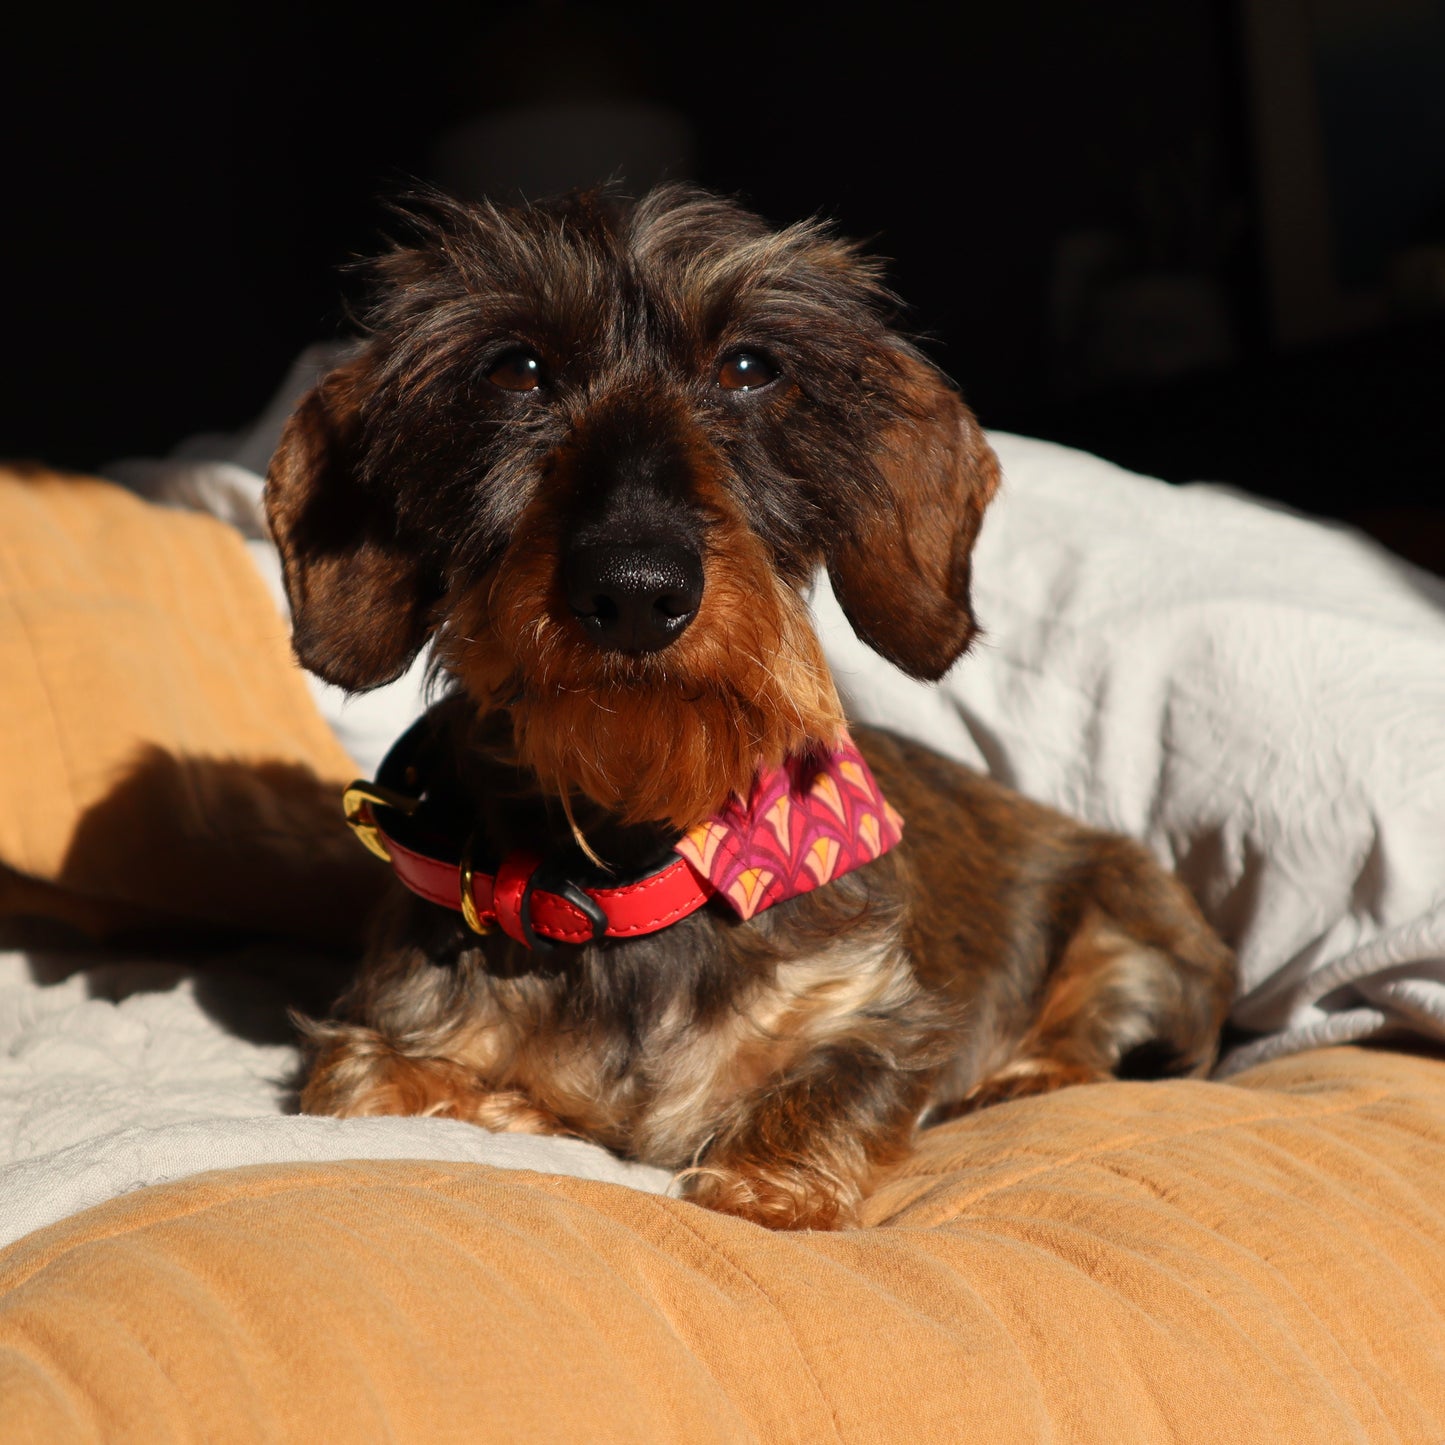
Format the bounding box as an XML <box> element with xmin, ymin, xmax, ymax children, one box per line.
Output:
<box><xmin>265</xmin><ymin>350</ymin><xmax>442</xmax><ymax>692</ymax></box>
<box><xmin>826</xmin><ymin>349</ymin><xmax>1001</xmax><ymax>681</ymax></box>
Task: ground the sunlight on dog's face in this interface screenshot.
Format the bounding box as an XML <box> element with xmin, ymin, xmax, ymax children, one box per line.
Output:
<box><xmin>266</xmin><ymin>187</ymin><xmax>1000</xmax><ymax>829</ymax></box>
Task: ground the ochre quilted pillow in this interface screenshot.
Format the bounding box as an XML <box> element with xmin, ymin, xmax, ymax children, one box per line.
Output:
<box><xmin>0</xmin><ymin>468</ymin><xmax>369</xmax><ymax>944</ymax></box>
<box><xmin>2</xmin><ymin>1045</ymin><xmax>1443</xmax><ymax>1443</ymax></box>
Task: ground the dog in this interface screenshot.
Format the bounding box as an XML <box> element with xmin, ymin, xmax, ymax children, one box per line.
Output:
<box><xmin>265</xmin><ymin>185</ymin><xmax>1236</xmax><ymax>1230</ymax></box>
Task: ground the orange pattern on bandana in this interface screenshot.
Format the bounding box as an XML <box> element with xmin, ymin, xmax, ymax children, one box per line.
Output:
<box><xmin>675</xmin><ymin>730</ymin><xmax>904</xmax><ymax>919</ymax></box>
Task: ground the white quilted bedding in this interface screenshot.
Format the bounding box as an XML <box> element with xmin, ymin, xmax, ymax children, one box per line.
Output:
<box><xmin>1</xmin><ymin>378</ymin><xmax>1436</xmax><ymax>1250</ymax></box>
<box><xmin>825</xmin><ymin>433</ymin><xmax>1445</xmax><ymax>1075</ymax></box>
<box><xmin>0</xmin><ymin>950</ymin><xmax>670</xmax><ymax>1250</ymax></box>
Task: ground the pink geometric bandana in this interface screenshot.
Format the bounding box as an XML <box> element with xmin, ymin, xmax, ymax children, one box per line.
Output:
<box><xmin>674</xmin><ymin>729</ymin><xmax>905</xmax><ymax>920</ymax></box>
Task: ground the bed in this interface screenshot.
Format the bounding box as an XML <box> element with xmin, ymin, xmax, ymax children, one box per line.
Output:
<box><xmin>2</xmin><ymin>399</ymin><xmax>1443</xmax><ymax>1439</ymax></box>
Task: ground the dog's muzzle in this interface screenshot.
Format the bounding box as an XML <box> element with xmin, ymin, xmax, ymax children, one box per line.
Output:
<box><xmin>563</xmin><ymin>539</ymin><xmax>703</xmax><ymax>653</ymax></box>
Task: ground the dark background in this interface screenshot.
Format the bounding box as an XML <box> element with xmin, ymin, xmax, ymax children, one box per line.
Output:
<box><xmin>7</xmin><ymin>1</ymin><xmax>1444</xmax><ymax>567</ymax></box>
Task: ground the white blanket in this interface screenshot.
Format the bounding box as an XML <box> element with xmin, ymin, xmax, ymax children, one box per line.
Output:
<box><xmin>819</xmin><ymin>436</ymin><xmax>1445</xmax><ymax>1073</ymax></box>
<box><xmin>0</xmin><ymin>951</ymin><xmax>671</xmax><ymax>1250</ymax></box>
<box><xmin>1</xmin><ymin>387</ymin><xmax>1427</xmax><ymax>1249</ymax></box>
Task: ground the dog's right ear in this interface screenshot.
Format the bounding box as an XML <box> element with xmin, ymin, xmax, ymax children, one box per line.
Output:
<box><xmin>265</xmin><ymin>351</ymin><xmax>439</xmax><ymax>692</ymax></box>
<box><xmin>825</xmin><ymin>348</ymin><xmax>1001</xmax><ymax>682</ymax></box>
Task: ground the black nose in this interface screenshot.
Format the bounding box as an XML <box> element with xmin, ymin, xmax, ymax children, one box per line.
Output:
<box><xmin>564</xmin><ymin>541</ymin><xmax>704</xmax><ymax>653</ymax></box>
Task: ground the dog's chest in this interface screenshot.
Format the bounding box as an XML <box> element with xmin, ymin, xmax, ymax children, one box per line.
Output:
<box><xmin>452</xmin><ymin>911</ymin><xmax>919</xmax><ymax>1168</ymax></box>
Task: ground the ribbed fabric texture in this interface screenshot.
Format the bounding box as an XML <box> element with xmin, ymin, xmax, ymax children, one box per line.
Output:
<box><xmin>2</xmin><ymin>1046</ymin><xmax>1444</xmax><ymax>1443</ymax></box>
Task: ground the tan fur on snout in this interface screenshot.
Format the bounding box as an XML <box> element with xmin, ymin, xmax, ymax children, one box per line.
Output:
<box><xmin>437</xmin><ymin>479</ymin><xmax>843</xmax><ymax>831</ymax></box>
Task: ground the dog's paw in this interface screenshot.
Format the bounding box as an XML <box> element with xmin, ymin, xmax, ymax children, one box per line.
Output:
<box><xmin>680</xmin><ymin>1161</ymin><xmax>860</xmax><ymax>1231</ymax></box>
<box><xmin>962</xmin><ymin>1056</ymin><xmax>1110</xmax><ymax>1112</ymax></box>
<box><xmin>301</xmin><ymin>1030</ymin><xmax>566</xmax><ymax>1134</ymax></box>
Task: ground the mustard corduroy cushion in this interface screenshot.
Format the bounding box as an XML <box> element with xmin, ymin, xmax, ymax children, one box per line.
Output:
<box><xmin>2</xmin><ymin>1045</ymin><xmax>1443</xmax><ymax>1444</ymax></box>
<box><xmin>0</xmin><ymin>468</ymin><xmax>368</xmax><ymax>943</ymax></box>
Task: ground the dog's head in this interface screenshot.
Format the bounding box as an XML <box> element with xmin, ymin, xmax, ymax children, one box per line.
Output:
<box><xmin>266</xmin><ymin>187</ymin><xmax>999</xmax><ymax>829</ymax></box>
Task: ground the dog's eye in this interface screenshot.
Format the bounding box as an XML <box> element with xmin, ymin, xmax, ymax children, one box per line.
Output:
<box><xmin>487</xmin><ymin>349</ymin><xmax>544</xmax><ymax>393</ymax></box>
<box><xmin>717</xmin><ymin>351</ymin><xmax>778</xmax><ymax>392</ymax></box>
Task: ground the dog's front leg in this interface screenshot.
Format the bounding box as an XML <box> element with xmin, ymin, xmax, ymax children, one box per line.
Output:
<box><xmin>682</xmin><ymin>1043</ymin><xmax>936</xmax><ymax>1231</ymax></box>
<box><xmin>299</xmin><ymin>1022</ymin><xmax>567</xmax><ymax>1135</ymax></box>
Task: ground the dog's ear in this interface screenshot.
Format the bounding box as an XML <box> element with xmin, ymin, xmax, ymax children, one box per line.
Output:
<box><xmin>826</xmin><ymin>350</ymin><xmax>1001</xmax><ymax>681</ymax></box>
<box><xmin>264</xmin><ymin>351</ymin><xmax>439</xmax><ymax>691</ymax></box>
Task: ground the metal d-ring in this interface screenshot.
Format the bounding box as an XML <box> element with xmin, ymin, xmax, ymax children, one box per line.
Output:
<box><xmin>458</xmin><ymin>830</ymin><xmax>493</xmax><ymax>935</ymax></box>
<box><xmin>342</xmin><ymin>781</ymin><xmax>421</xmax><ymax>863</ymax></box>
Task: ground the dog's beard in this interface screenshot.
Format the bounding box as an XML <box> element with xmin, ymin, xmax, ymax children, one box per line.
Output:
<box><xmin>439</xmin><ymin>514</ymin><xmax>844</xmax><ymax>832</ymax></box>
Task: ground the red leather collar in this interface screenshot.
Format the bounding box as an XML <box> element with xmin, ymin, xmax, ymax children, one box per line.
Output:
<box><xmin>382</xmin><ymin>832</ymin><xmax>713</xmax><ymax>948</ymax></box>
<box><xmin>342</xmin><ymin>718</ymin><xmax>903</xmax><ymax>950</ymax></box>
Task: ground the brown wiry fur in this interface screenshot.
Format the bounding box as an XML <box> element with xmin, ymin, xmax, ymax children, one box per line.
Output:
<box><xmin>828</xmin><ymin>361</ymin><xmax>1002</xmax><ymax>678</ymax></box>
<box><xmin>268</xmin><ymin>186</ymin><xmax>1237</xmax><ymax>1230</ymax></box>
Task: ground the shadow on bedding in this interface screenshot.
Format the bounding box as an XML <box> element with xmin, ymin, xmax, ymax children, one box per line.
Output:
<box><xmin>2</xmin><ymin>745</ymin><xmax>384</xmax><ymax>1036</ymax></box>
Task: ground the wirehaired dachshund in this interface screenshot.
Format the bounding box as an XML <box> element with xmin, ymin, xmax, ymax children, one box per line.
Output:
<box><xmin>265</xmin><ymin>186</ymin><xmax>1236</xmax><ymax>1230</ymax></box>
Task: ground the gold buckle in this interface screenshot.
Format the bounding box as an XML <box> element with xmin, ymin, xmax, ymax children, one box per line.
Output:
<box><xmin>458</xmin><ymin>830</ymin><xmax>493</xmax><ymax>935</ymax></box>
<box><xmin>342</xmin><ymin>781</ymin><xmax>422</xmax><ymax>863</ymax></box>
